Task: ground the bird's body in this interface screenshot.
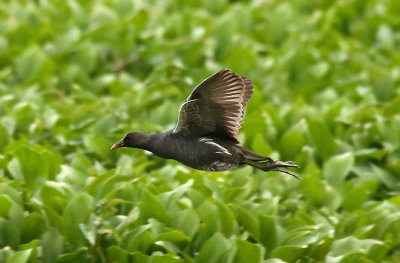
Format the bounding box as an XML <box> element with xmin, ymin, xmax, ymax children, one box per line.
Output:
<box><xmin>112</xmin><ymin>69</ymin><xmax>300</xmax><ymax>179</ymax></box>
<box><xmin>152</xmin><ymin>131</ymin><xmax>243</xmax><ymax>171</ymax></box>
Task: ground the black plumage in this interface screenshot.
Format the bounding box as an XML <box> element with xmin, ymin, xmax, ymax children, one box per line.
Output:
<box><xmin>112</xmin><ymin>69</ymin><xmax>300</xmax><ymax>179</ymax></box>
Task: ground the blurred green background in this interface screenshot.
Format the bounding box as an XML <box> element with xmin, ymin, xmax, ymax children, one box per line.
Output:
<box><xmin>1</xmin><ymin>0</ymin><xmax>400</xmax><ymax>262</ymax></box>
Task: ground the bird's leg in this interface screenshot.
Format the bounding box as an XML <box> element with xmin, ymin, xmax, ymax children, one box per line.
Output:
<box><xmin>244</xmin><ymin>159</ymin><xmax>301</xmax><ymax>180</ymax></box>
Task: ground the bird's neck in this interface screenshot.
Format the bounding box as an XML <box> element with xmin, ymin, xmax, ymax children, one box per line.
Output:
<box><xmin>131</xmin><ymin>134</ymin><xmax>152</xmax><ymax>151</ymax></box>
<box><xmin>130</xmin><ymin>132</ymin><xmax>170</xmax><ymax>152</ymax></box>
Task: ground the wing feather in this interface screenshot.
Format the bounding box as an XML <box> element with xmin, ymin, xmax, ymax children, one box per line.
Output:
<box><xmin>173</xmin><ymin>69</ymin><xmax>254</xmax><ymax>143</ymax></box>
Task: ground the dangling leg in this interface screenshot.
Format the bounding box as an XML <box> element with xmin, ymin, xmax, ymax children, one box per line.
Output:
<box><xmin>244</xmin><ymin>158</ymin><xmax>301</xmax><ymax>180</ymax></box>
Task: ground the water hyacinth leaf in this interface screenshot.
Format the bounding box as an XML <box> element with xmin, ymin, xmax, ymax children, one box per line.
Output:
<box><xmin>302</xmin><ymin>176</ymin><xmax>327</xmax><ymax>207</ymax></box>
<box><xmin>6</xmin><ymin>248</ymin><xmax>32</xmax><ymax>263</ymax></box>
<box><xmin>150</xmin><ymin>255</ymin><xmax>184</xmax><ymax>263</ymax></box>
<box><xmin>140</xmin><ymin>189</ymin><xmax>172</xmax><ymax>225</ymax></box>
<box><xmin>41</xmin><ymin>228</ymin><xmax>63</xmax><ymax>263</ymax></box>
<box><xmin>9</xmin><ymin>145</ymin><xmax>49</xmax><ymax>190</ymax></box>
<box><xmin>216</xmin><ymin>200</ymin><xmax>237</xmax><ymax>237</ymax></box>
<box><xmin>195</xmin><ymin>199</ymin><xmax>220</xmax><ymax>245</ymax></box>
<box><xmin>196</xmin><ymin>233</ymin><xmax>232</xmax><ymax>263</ymax></box>
<box><xmin>107</xmin><ymin>246</ymin><xmax>130</xmax><ymax>263</ymax></box>
<box><xmin>234</xmin><ymin>240</ymin><xmax>264</xmax><ymax>263</ymax></box>
<box><xmin>21</xmin><ymin>212</ymin><xmax>47</xmax><ymax>242</ymax></box>
<box><xmin>62</xmin><ymin>193</ymin><xmax>94</xmax><ymax>245</ymax></box>
<box><xmin>264</xmin><ymin>260</ymin><xmax>286</xmax><ymax>263</ymax></box>
<box><xmin>270</xmin><ymin>246</ymin><xmax>305</xmax><ymax>262</ymax></box>
<box><xmin>307</xmin><ymin>119</ymin><xmax>337</xmax><ymax>161</ymax></box>
<box><xmin>83</xmin><ymin>133</ymin><xmax>111</xmax><ymax>159</ymax></box>
<box><xmin>238</xmin><ymin>207</ymin><xmax>259</xmax><ymax>240</ymax></box>
<box><xmin>0</xmin><ymin>184</ymin><xmax>22</xmax><ymax>207</ymax></box>
<box><xmin>55</xmin><ymin>247</ymin><xmax>90</xmax><ymax>263</ymax></box>
<box><xmin>15</xmin><ymin>47</ymin><xmax>45</xmax><ymax>81</ymax></box>
<box><xmin>328</xmin><ymin>236</ymin><xmax>387</xmax><ymax>260</ymax></box>
<box><xmin>279</xmin><ymin>130</ymin><xmax>305</xmax><ymax>160</ymax></box>
<box><xmin>0</xmin><ymin>195</ymin><xmax>12</xmax><ymax>217</ymax></box>
<box><xmin>0</xmin><ymin>219</ymin><xmax>20</xmax><ymax>249</ymax></box>
<box><xmin>172</xmin><ymin>209</ymin><xmax>199</xmax><ymax>238</ymax></box>
<box><xmin>376</xmin><ymin>24</ymin><xmax>394</xmax><ymax>49</ymax></box>
<box><xmin>0</xmin><ymin>125</ymin><xmax>9</xmax><ymax>151</ymax></box>
<box><xmin>252</xmin><ymin>133</ymin><xmax>273</xmax><ymax>157</ymax></box>
<box><xmin>259</xmin><ymin>215</ymin><xmax>278</xmax><ymax>255</ymax></box>
<box><xmin>323</xmin><ymin>152</ymin><xmax>354</xmax><ymax>187</ymax></box>
<box><xmin>79</xmin><ymin>220</ymin><xmax>96</xmax><ymax>246</ymax></box>
<box><xmin>310</xmin><ymin>61</ymin><xmax>330</xmax><ymax>79</ymax></box>
<box><xmin>123</xmin><ymin>226</ymin><xmax>154</xmax><ymax>253</ymax></box>
<box><xmin>129</xmin><ymin>251</ymin><xmax>149</xmax><ymax>263</ymax></box>
<box><xmin>155</xmin><ymin>230</ymin><xmax>191</xmax><ymax>248</ymax></box>
<box><xmin>371</xmin><ymin>165</ymin><xmax>400</xmax><ymax>190</ymax></box>
<box><xmin>342</xmin><ymin>184</ymin><xmax>370</xmax><ymax>212</ymax></box>
<box><xmin>34</xmin><ymin>146</ymin><xmax>62</xmax><ymax>180</ymax></box>
<box><xmin>40</xmin><ymin>182</ymin><xmax>71</xmax><ymax>213</ymax></box>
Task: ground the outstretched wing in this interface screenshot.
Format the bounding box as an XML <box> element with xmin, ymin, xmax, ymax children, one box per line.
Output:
<box><xmin>173</xmin><ymin>69</ymin><xmax>254</xmax><ymax>143</ymax></box>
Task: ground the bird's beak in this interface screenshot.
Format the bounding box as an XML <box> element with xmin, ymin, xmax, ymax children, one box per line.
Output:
<box><xmin>111</xmin><ymin>140</ymin><xmax>123</xmax><ymax>150</ymax></box>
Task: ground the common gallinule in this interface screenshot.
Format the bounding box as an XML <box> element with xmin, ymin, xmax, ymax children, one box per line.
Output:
<box><xmin>112</xmin><ymin>69</ymin><xmax>300</xmax><ymax>179</ymax></box>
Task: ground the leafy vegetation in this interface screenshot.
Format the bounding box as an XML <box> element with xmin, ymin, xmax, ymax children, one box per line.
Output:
<box><xmin>1</xmin><ymin>0</ymin><xmax>400</xmax><ymax>262</ymax></box>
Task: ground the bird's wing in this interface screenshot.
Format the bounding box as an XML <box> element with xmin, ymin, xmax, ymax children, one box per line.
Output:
<box><xmin>173</xmin><ymin>69</ymin><xmax>254</xmax><ymax>143</ymax></box>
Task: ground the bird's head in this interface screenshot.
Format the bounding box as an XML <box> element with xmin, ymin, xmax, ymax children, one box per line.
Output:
<box><xmin>111</xmin><ymin>132</ymin><xmax>148</xmax><ymax>150</ymax></box>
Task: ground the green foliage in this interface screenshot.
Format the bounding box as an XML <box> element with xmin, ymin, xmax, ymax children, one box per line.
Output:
<box><xmin>1</xmin><ymin>0</ymin><xmax>400</xmax><ymax>262</ymax></box>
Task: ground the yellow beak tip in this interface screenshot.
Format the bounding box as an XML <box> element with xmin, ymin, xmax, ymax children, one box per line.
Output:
<box><xmin>111</xmin><ymin>144</ymin><xmax>119</xmax><ymax>150</ymax></box>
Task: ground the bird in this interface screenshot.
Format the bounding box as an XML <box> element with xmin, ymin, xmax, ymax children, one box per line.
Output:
<box><xmin>111</xmin><ymin>69</ymin><xmax>300</xmax><ymax>179</ymax></box>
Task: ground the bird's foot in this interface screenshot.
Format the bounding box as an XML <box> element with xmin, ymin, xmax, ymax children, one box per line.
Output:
<box><xmin>260</xmin><ymin>159</ymin><xmax>301</xmax><ymax>180</ymax></box>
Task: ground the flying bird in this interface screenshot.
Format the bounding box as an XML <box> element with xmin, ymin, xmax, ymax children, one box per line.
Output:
<box><xmin>112</xmin><ymin>69</ymin><xmax>300</xmax><ymax>179</ymax></box>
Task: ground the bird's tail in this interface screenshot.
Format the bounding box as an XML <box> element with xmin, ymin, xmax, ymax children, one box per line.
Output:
<box><xmin>238</xmin><ymin>146</ymin><xmax>301</xmax><ymax>180</ymax></box>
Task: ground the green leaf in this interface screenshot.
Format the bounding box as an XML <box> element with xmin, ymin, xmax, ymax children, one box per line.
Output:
<box><xmin>0</xmin><ymin>195</ymin><xmax>12</xmax><ymax>217</ymax></box>
<box><xmin>41</xmin><ymin>228</ymin><xmax>63</xmax><ymax>263</ymax></box>
<box><xmin>40</xmin><ymin>182</ymin><xmax>72</xmax><ymax>214</ymax></box>
<box><xmin>21</xmin><ymin>212</ymin><xmax>47</xmax><ymax>242</ymax></box>
<box><xmin>259</xmin><ymin>215</ymin><xmax>278</xmax><ymax>255</ymax></box>
<box><xmin>0</xmin><ymin>125</ymin><xmax>9</xmax><ymax>151</ymax></box>
<box><xmin>307</xmin><ymin>119</ymin><xmax>337</xmax><ymax>161</ymax></box>
<box><xmin>123</xmin><ymin>225</ymin><xmax>154</xmax><ymax>253</ymax></box>
<box><xmin>342</xmin><ymin>183</ymin><xmax>372</xmax><ymax>211</ymax></box>
<box><xmin>216</xmin><ymin>200</ymin><xmax>237</xmax><ymax>237</ymax></box>
<box><xmin>371</xmin><ymin>165</ymin><xmax>400</xmax><ymax>190</ymax></box>
<box><xmin>271</xmin><ymin>246</ymin><xmax>305</xmax><ymax>262</ymax></box>
<box><xmin>323</xmin><ymin>152</ymin><xmax>354</xmax><ymax>186</ymax></box>
<box><xmin>83</xmin><ymin>133</ymin><xmax>111</xmax><ymax>159</ymax></box>
<box><xmin>252</xmin><ymin>134</ymin><xmax>273</xmax><ymax>157</ymax></box>
<box><xmin>302</xmin><ymin>177</ymin><xmax>327</xmax><ymax>207</ymax></box>
<box><xmin>234</xmin><ymin>240</ymin><xmax>264</xmax><ymax>263</ymax></box>
<box><xmin>15</xmin><ymin>47</ymin><xmax>45</xmax><ymax>81</ymax></box>
<box><xmin>150</xmin><ymin>255</ymin><xmax>184</xmax><ymax>263</ymax></box>
<box><xmin>107</xmin><ymin>246</ymin><xmax>130</xmax><ymax>263</ymax></box>
<box><xmin>328</xmin><ymin>236</ymin><xmax>388</xmax><ymax>261</ymax></box>
<box><xmin>8</xmin><ymin>145</ymin><xmax>48</xmax><ymax>190</ymax></box>
<box><xmin>156</xmin><ymin>230</ymin><xmax>190</xmax><ymax>248</ymax></box>
<box><xmin>279</xmin><ymin>130</ymin><xmax>305</xmax><ymax>160</ymax></box>
<box><xmin>0</xmin><ymin>218</ymin><xmax>20</xmax><ymax>249</ymax></box>
<box><xmin>6</xmin><ymin>249</ymin><xmax>32</xmax><ymax>263</ymax></box>
<box><xmin>172</xmin><ymin>209</ymin><xmax>199</xmax><ymax>238</ymax></box>
<box><xmin>238</xmin><ymin>207</ymin><xmax>259</xmax><ymax>240</ymax></box>
<box><xmin>195</xmin><ymin>200</ymin><xmax>220</xmax><ymax>246</ymax></box>
<box><xmin>140</xmin><ymin>189</ymin><xmax>172</xmax><ymax>225</ymax></box>
<box><xmin>376</xmin><ymin>25</ymin><xmax>394</xmax><ymax>48</ymax></box>
<box><xmin>62</xmin><ymin>193</ymin><xmax>93</xmax><ymax>245</ymax></box>
<box><xmin>130</xmin><ymin>251</ymin><xmax>150</xmax><ymax>263</ymax></box>
<box><xmin>196</xmin><ymin>233</ymin><xmax>232</xmax><ymax>263</ymax></box>
<box><xmin>55</xmin><ymin>247</ymin><xmax>90</xmax><ymax>263</ymax></box>
<box><xmin>309</xmin><ymin>62</ymin><xmax>330</xmax><ymax>78</ymax></box>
